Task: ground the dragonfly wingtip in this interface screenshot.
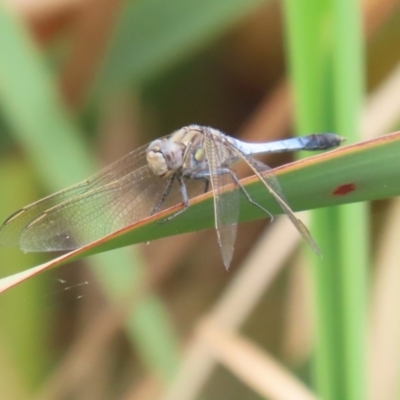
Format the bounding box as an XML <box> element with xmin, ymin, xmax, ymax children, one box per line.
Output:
<box><xmin>222</xmin><ymin>255</ymin><xmax>232</xmax><ymax>271</ymax></box>
<box><xmin>315</xmin><ymin>248</ymin><xmax>323</xmax><ymax>257</ymax></box>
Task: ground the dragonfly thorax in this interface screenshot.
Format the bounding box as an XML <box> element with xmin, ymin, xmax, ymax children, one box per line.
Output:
<box><xmin>146</xmin><ymin>138</ymin><xmax>184</xmax><ymax>177</ymax></box>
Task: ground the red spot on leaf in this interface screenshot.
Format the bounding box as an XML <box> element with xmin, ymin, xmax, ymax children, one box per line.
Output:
<box><xmin>332</xmin><ymin>183</ymin><xmax>356</xmax><ymax>196</ymax></box>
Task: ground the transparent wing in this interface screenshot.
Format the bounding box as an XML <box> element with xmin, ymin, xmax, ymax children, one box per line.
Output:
<box><xmin>228</xmin><ymin>144</ymin><xmax>321</xmax><ymax>255</ymax></box>
<box><xmin>0</xmin><ymin>136</ymin><xmax>205</xmax><ymax>252</ymax></box>
<box><xmin>204</xmin><ymin>130</ymin><xmax>240</xmax><ymax>270</ymax></box>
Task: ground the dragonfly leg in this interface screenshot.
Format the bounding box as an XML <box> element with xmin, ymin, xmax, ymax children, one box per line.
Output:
<box><xmin>158</xmin><ymin>175</ymin><xmax>190</xmax><ymax>223</ymax></box>
<box><xmin>201</xmin><ymin>178</ymin><xmax>209</xmax><ymax>193</ymax></box>
<box><xmin>192</xmin><ymin>176</ymin><xmax>209</xmax><ymax>193</ymax></box>
<box><xmin>151</xmin><ymin>175</ymin><xmax>176</xmax><ymax>216</ymax></box>
<box><xmin>228</xmin><ymin>171</ymin><xmax>274</xmax><ymax>220</ymax></box>
<box><xmin>189</xmin><ymin>168</ymin><xmax>274</xmax><ymax>220</ymax></box>
<box><xmin>204</xmin><ymin>180</ymin><xmax>209</xmax><ymax>193</ymax></box>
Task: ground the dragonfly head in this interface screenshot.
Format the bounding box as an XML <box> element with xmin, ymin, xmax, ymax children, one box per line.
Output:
<box><xmin>147</xmin><ymin>138</ymin><xmax>183</xmax><ymax>176</ymax></box>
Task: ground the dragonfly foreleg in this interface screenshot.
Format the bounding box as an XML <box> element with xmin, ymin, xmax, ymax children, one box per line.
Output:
<box><xmin>152</xmin><ymin>175</ymin><xmax>176</xmax><ymax>216</ymax></box>
<box><xmin>157</xmin><ymin>175</ymin><xmax>190</xmax><ymax>223</ymax></box>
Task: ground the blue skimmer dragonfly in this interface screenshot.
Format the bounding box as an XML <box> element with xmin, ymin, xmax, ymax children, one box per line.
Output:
<box><xmin>0</xmin><ymin>125</ymin><xmax>344</xmax><ymax>269</ymax></box>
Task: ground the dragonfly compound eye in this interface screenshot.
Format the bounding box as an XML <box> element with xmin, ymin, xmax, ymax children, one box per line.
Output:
<box><xmin>147</xmin><ymin>139</ymin><xmax>168</xmax><ymax>176</ymax></box>
<box><xmin>146</xmin><ymin>138</ymin><xmax>183</xmax><ymax>176</ymax></box>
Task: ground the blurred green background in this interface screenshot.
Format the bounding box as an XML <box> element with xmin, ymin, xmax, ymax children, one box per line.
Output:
<box><xmin>0</xmin><ymin>0</ymin><xmax>400</xmax><ymax>399</ymax></box>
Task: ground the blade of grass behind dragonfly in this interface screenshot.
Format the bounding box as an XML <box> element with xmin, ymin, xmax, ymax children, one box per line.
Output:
<box><xmin>0</xmin><ymin>6</ymin><xmax>179</xmax><ymax>383</ymax></box>
<box><xmin>283</xmin><ymin>1</ymin><xmax>367</xmax><ymax>400</ymax></box>
<box><xmin>93</xmin><ymin>0</ymin><xmax>266</xmax><ymax>97</ymax></box>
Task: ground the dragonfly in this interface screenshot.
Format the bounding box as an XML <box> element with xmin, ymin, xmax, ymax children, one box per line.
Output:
<box><xmin>0</xmin><ymin>125</ymin><xmax>344</xmax><ymax>269</ymax></box>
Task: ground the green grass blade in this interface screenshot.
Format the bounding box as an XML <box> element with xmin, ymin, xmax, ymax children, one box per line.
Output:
<box><xmin>332</xmin><ymin>2</ymin><xmax>367</xmax><ymax>399</ymax></box>
<box><xmin>283</xmin><ymin>1</ymin><xmax>367</xmax><ymax>399</ymax></box>
<box><xmin>0</xmin><ymin>158</ymin><xmax>51</xmax><ymax>391</ymax></box>
<box><xmin>0</xmin><ymin>5</ymin><xmax>179</xmax><ymax>381</ymax></box>
<box><xmin>93</xmin><ymin>0</ymin><xmax>265</xmax><ymax>96</ymax></box>
<box><xmin>1</xmin><ymin>132</ymin><xmax>398</xmax><ymax>292</ymax></box>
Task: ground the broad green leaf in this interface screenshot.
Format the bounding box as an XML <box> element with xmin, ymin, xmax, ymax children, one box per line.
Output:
<box><xmin>1</xmin><ymin>131</ymin><xmax>399</xmax><ymax>292</ymax></box>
